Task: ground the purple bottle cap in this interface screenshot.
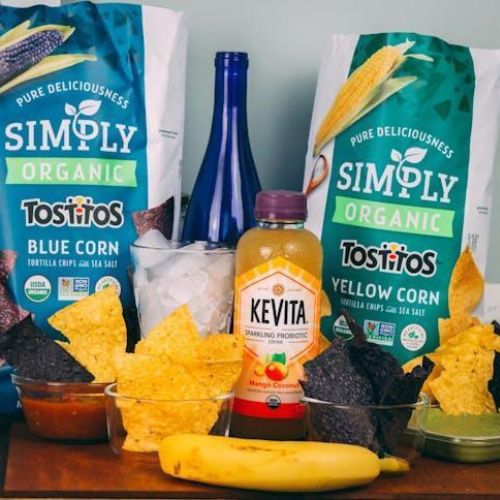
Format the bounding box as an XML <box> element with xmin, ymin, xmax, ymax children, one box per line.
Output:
<box><xmin>254</xmin><ymin>190</ymin><xmax>307</xmax><ymax>221</ymax></box>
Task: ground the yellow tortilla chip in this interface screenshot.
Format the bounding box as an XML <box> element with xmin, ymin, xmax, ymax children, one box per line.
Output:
<box><xmin>55</xmin><ymin>341</ymin><xmax>118</xmax><ymax>383</ymax></box>
<box><xmin>135</xmin><ymin>304</ymin><xmax>200</xmax><ymax>358</ymax></box>
<box><xmin>187</xmin><ymin>360</ymin><xmax>242</xmax><ymax>398</ymax></box>
<box><xmin>194</xmin><ymin>332</ymin><xmax>244</xmax><ymax>362</ymax></box>
<box><xmin>429</xmin><ymin>325</ymin><xmax>497</xmax><ymax>415</ymax></box>
<box><xmin>115</xmin><ymin>352</ymin><xmax>209</xmax><ymax>400</ymax></box>
<box><xmin>430</xmin><ymin>349</ymin><xmax>496</xmax><ymax>415</ymax></box>
<box><xmin>438</xmin><ymin>314</ymin><xmax>480</xmax><ymax>345</ymax></box>
<box><xmin>184</xmin><ymin>333</ymin><xmax>244</xmax><ymax>397</ymax></box>
<box><xmin>115</xmin><ymin>307</ymin><xmax>245</xmax><ymax>452</ymax></box>
<box><xmin>448</xmin><ymin>248</ymin><xmax>484</xmax><ymax>317</ymax></box>
<box><xmin>137</xmin><ymin>307</ymin><xmax>244</xmax><ymax>397</ymax></box>
<box><xmin>120</xmin><ymin>399</ymin><xmax>219</xmax><ymax>452</ymax></box>
<box><xmin>115</xmin><ymin>351</ymin><xmax>220</xmax><ymax>452</ymax></box>
<box><xmin>439</xmin><ymin>324</ymin><xmax>499</xmax><ymax>352</ymax></box>
<box><xmin>402</xmin><ymin>355</ymin><xmax>423</xmax><ymax>374</ymax></box>
<box><xmin>49</xmin><ymin>287</ymin><xmax>126</xmax><ymax>382</ymax></box>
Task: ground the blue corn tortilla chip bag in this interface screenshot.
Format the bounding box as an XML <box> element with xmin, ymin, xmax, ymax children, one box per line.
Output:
<box><xmin>0</xmin><ymin>2</ymin><xmax>186</xmax><ymax>337</ymax></box>
<box><xmin>0</xmin><ymin>250</ymin><xmax>28</xmax><ymax>335</ymax></box>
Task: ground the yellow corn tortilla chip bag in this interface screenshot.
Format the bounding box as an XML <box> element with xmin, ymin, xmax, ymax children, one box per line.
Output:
<box><xmin>448</xmin><ymin>248</ymin><xmax>484</xmax><ymax>317</ymax></box>
<box><xmin>48</xmin><ymin>287</ymin><xmax>126</xmax><ymax>382</ymax></box>
<box><xmin>135</xmin><ymin>304</ymin><xmax>200</xmax><ymax>358</ymax></box>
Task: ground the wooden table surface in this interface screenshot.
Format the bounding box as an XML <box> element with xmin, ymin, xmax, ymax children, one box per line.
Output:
<box><xmin>2</xmin><ymin>422</ymin><xmax>500</xmax><ymax>499</ymax></box>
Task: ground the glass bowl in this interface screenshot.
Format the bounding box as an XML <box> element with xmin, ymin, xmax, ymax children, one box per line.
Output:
<box><xmin>12</xmin><ymin>374</ymin><xmax>108</xmax><ymax>442</ymax></box>
<box><xmin>130</xmin><ymin>240</ymin><xmax>235</xmax><ymax>337</ymax></box>
<box><xmin>419</xmin><ymin>405</ymin><xmax>500</xmax><ymax>463</ymax></box>
<box><xmin>105</xmin><ymin>383</ymin><xmax>233</xmax><ymax>455</ymax></box>
<box><xmin>301</xmin><ymin>394</ymin><xmax>428</xmax><ymax>462</ymax></box>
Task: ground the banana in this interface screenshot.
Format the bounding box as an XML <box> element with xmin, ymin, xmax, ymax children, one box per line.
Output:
<box><xmin>159</xmin><ymin>434</ymin><xmax>400</xmax><ymax>493</ymax></box>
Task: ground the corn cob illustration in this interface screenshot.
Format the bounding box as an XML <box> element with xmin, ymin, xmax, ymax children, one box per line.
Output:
<box><xmin>0</xmin><ymin>30</ymin><xmax>64</xmax><ymax>86</ymax></box>
<box><xmin>313</xmin><ymin>40</ymin><xmax>433</xmax><ymax>156</ymax></box>
<box><xmin>0</xmin><ymin>21</ymin><xmax>95</xmax><ymax>96</ymax></box>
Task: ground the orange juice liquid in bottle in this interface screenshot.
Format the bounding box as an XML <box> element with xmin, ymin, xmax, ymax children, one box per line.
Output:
<box><xmin>232</xmin><ymin>190</ymin><xmax>322</xmax><ymax>440</ymax></box>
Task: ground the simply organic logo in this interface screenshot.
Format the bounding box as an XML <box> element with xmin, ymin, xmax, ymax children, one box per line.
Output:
<box><xmin>4</xmin><ymin>100</ymin><xmax>137</xmax><ymax>153</ymax></box>
<box><xmin>21</xmin><ymin>195</ymin><xmax>124</xmax><ymax>228</ymax></box>
<box><xmin>337</xmin><ymin>146</ymin><xmax>459</xmax><ymax>203</ymax></box>
<box><xmin>340</xmin><ymin>240</ymin><xmax>437</xmax><ymax>277</ymax></box>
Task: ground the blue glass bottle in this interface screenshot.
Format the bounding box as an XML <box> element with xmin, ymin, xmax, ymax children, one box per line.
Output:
<box><xmin>182</xmin><ymin>52</ymin><xmax>262</xmax><ymax>246</ymax></box>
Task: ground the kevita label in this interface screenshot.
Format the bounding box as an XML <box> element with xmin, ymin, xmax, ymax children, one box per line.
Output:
<box><xmin>233</xmin><ymin>257</ymin><xmax>321</xmax><ymax>420</ymax></box>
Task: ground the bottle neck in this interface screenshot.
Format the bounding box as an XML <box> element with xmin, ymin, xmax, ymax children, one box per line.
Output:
<box><xmin>257</xmin><ymin>220</ymin><xmax>305</xmax><ymax>230</ymax></box>
<box><xmin>211</xmin><ymin>59</ymin><xmax>249</xmax><ymax>135</ymax></box>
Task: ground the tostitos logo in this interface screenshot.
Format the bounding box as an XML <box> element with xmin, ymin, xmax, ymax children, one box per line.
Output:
<box><xmin>21</xmin><ymin>195</ymin><xmax>123</xmax><ymax>228</ymax></box>
<box><xmin>340</xmin><ymin>240</ymin><xmax>437</xmax><ymax>277</ymax></box>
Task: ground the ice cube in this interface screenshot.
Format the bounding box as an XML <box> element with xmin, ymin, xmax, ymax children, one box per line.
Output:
<box><xmin>210</xmin><ymin>300</ymin><xmax>233</xmax><ymax>332</ymax></box>
<box><xmin>136</xmin><ymin>283</ymin><xmax>165</xmax><ymax>337</ymax></box>
<box><xmin>166</xmin><ymin>271</ymin><xmax>209</xmax><ymax>304</ymax></box>
<box><xmin>149</xmin><ymin>251</ymin><xmax>211</xmax><ymax>282</ymax></box>
<box><xmin>209</xmin><ymin>276</ymin><xmax>234</xmax><ymax>302</ymax></box>
<box><xmin>193</xmin><ymin>304</ymin><xmax>216</xmax><ymax>336</ymax></box>
<box><xmin>156</xmin><ymin>279</ymin><xmax>182</xmax><ymax>310</ymax></box>
<box><xmin>135</xmin><ymin>229</ymin><xmax>170</xmax><ymax>249</ymax></box>
<box><xmin>132</xmin><ymin>230</ymin><xmax>171</xmax><ymax>269</ymax></box>
<box><xmin>132</xmin><ymin>266</ymin><xmax>149</xmax><ymax>289</ymax></box>
<box><xmin>207</xmin><ymin>253</ymin><xmax>235</xmax><ymax>280</ymax></box>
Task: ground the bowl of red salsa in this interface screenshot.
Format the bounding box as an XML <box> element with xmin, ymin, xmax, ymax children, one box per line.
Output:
<box><xmin>11</xmin><ymin>374</ymin><xmax>109</xmax><ymax>442</ymax></box>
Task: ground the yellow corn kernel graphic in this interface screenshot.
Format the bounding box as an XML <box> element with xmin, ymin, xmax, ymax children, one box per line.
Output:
<box><xmin>313</xmin><ymin>40</ymin><xmax>432</xmax><ymax>157</ymax></box>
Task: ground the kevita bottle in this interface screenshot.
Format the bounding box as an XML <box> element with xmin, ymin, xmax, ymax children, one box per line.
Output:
<box><xmin>232</xmin><ymin>190</ymin><xmax>322</xmax><ymax>440</ymax></box>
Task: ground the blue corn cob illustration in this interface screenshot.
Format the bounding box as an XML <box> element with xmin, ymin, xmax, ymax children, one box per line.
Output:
<box><xmin>0</xmin><ymin>22</ymin><xmax>95</xmax><ymax>95</ymax></box>
<box><xmin>0</xmin><ymin>30</ymin><xmax>64</xmax><ymax>86</ymax></box>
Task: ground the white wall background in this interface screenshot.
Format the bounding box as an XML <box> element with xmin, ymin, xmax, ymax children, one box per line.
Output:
<box><xmin>4</xmin><ymin>0</ymin><xmax>500</xmax><ymax>280</ymax></box>
<box><xmin>156</xmin><ymin>0</ymin><xmax>500</xmax><ymax>280</ymax></box>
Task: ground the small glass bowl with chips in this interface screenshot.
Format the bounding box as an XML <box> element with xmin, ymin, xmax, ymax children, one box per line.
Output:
<box><xmin>104</xmin><ymin>383</ymin><xmax>234</xmax><ymax>456</ymax></box>
<box><xmin>301</xmin><ymin>394</ymin><xmax>429</xmax><ymax>463</ymax></box>
<box><xmin>12</xmin><ymin>374</ymin><xmax>109</xmax><ymax>442</ymax></box>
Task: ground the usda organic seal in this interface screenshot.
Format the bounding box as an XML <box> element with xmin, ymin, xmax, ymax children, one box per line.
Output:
<box><xmin>24</xmin><ymin>275</ymin><xmax>51</xmax><ymax>303</ymax></box>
